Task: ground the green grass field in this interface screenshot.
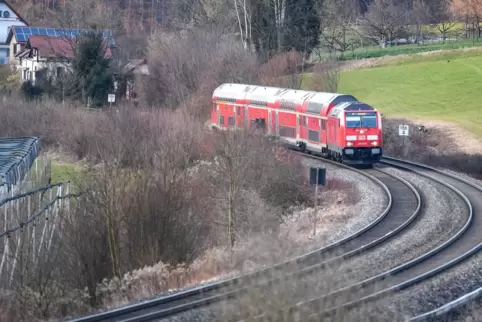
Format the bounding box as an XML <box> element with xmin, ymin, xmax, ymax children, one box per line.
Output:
<box><xmin>337</xmin><ymin>49</ymin><xmax>482</xmax><ymax>136</ymax></box>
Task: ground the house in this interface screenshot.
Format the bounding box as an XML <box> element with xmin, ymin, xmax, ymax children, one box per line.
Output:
<box><xmin>121</xmin><ymin>58</ymin><xmax>149</xmax><ymax>100</ymax></box>
<box><xmin>123</xmin><ymin>58</ymin><xmax>149</xmax><ymax>75</ymax></box>
<box><xmin>0</xmin><ymin>0</ymin><xmax>28</xmax><ymax>64</ymax></box>
<box><xmin>7</xmin><ymin>27</ymin><xmax>115</xmax><ymax>67</ymax></box>
<box><xmin>16</xmin><ymin>35</ymin><xmax>112</xmax><ymax>84</ymax></box>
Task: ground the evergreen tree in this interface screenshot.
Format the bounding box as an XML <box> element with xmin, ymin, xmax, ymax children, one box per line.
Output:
<box><xmin>283</xmin><ymin>0</ymin><xmax>322</xmax><ymax>58</ymax></box>
<box><xmin>72</xmin><ymin>31</ymin><xmax>113</xmax><ymax>107</ymax></box>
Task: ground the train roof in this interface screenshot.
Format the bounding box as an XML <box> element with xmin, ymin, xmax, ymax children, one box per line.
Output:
<box><xmin>328</xmin><ymin>101</ymin><xmax>376</xmax><ymax>117</ymax></box>
<box><xmin>212</xmin><ymin>83</ymin><xmax>359</xmax><ymax>111</ymax></box>
<box><xmin>212</xmin><ymin>83</ymin><xmax>253</xmax><ymax>102</ymax></box>
<box><xmin>244</xmin><ymin>85</ymin><xmax>283</xmax><ymax>105</ymax></box>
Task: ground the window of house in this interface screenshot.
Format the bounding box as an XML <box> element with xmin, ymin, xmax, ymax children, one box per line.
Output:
<box><xmin>56</xmin><ymin>67</ymin><xmax>63</xmax><ymax>77</ymax></box>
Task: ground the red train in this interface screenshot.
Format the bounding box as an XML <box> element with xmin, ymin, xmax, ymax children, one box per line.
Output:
<box><xmin>211</xmin><ymin>83</ymin><xmax>383</xmax><ymax>165</ymax></box>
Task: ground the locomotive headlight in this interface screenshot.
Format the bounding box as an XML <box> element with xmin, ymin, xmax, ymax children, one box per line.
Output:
<box><xmin>347</xmin><ymin>141</ymin><xmax>354</xmax><ymax>146</ymax></box>
<box><xmin>371</xmin><ymin>141</ymin><xmax>378</xmax><ymax>146</ymax></box>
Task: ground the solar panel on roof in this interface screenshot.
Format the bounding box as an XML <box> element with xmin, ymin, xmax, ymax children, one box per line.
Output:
<box><xmin>13</xmin><ymin>27</ymin><xmax>115</xmax><ymax>46</ymax></box>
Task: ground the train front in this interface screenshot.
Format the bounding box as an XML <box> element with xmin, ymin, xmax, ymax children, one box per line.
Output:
<box><xmin>342</xmin><ymin>110</ymin><xmax>382</xmax><ymax>164</ymax></box>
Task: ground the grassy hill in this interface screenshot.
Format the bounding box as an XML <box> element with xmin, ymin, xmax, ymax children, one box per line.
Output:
<box><xmin>337</xmin><ymin>49</ymin><xmax>482</xmax><ymax>136</ymax></box>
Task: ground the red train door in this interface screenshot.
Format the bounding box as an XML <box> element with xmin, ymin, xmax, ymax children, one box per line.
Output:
<box><xmin>321</xmin><ymin>119</ymin><xmax>327</xmax><ymax>145</ymax></box>
<box><xmin>236</xmin><ymin>105</ymin><xmax>242</xmax><ymax>127</ymax></box>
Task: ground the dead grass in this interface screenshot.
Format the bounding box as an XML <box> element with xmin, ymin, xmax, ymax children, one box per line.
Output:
<box><xmin>87</xmin><ymin>177</ymin><xmax>360</xmax><ymax>311</ymax></box>
<box><xmin>383</xmin><ymin>117</ymin><xmax>482</xmax><ymax>179</ymax></box>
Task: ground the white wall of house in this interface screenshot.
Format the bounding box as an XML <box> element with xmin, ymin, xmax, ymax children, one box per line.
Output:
<box><xmin>19</xmin><ymin>55</ymin><xmax>71</xmax><ymax>84</ymax></box>
<box><xmin>0</xmin><ymin>2</ymin><xmax>27</xmax><ymax>64</ymax></box>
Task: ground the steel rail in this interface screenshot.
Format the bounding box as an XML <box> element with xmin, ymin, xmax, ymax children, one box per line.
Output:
<box><xmin>109</xmin><ymin>166</ymin><xmax>421</xmax><ymax>322</ymax></box>
<box><xmin>66</xmin><ymin>156</ymin><xmax>393</xmax><ymax>322</ymax></box>
<box><xmin>67</xmin><ymin>156</ymin><xmax>424</xmax><ymax>322</ymax></box>
<box><xmin>245</xmin><ymin>156</ymin><xmax>476</xmax><ymax>322</ymax></box>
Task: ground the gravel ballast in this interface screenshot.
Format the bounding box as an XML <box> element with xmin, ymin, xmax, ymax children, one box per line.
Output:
<box><xmin>164</xmin><ymin>165</ymin><xmax>469</xmax><ymax>321</ymax></box>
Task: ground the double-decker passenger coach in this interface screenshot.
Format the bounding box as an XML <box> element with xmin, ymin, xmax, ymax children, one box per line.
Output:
<box><xmin>211</xmin><ymin>83</ymin><xmax>383</xmax><ymax>165</ymax></box>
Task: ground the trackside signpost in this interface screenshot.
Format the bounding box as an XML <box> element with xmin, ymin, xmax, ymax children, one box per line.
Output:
<box><xmin>108</xmin><ymin>94</ymin><xmax>115</xmax><ymax>108</ymax></box>
<box><xmin>310</xmin><ymin>167</ymin><xmax>326</xmax><ymax>237</ymax></box>
<box><xmin>399</xmin><ymin>124</ymin><xmax>409</xmax><ymax>150</ymax></box>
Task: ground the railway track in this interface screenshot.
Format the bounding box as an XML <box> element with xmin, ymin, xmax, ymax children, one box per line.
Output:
<box><xmin>241</xmin><ymin>157</ymin><xmax>480</xmax><ymax>322</ymax></box>
<box><xmin>68</xmin><ymin>155</ymin><xmax>423</xmax><ymax>322</ymax></box>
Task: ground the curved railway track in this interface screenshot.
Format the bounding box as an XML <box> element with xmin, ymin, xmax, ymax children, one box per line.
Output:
<box><xmin>68</xmin><ymin>155</ymin><xmax>423</xmax><ymax>322</ymax></box>
<box><xmin>242</xmin><ymin>157</ymin><xmax>480</xmax><ymax>322</ymax></box>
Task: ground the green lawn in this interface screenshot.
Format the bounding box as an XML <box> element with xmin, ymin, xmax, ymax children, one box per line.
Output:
<box><xmin>51</xmin><ymin>161</ymin><xmax>85</xmax><ymax>184</ymax></box>
<box><xmin>337</xmin><ymin>50</ymin><xmax>482</xmax><ymax>136</ymax></box>
<box><xmin>342</xmin><ymin>38</ymin><xmax>482</xmax><ymax>60</ymax></box>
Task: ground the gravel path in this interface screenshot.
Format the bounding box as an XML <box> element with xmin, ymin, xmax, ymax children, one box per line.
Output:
<box><xmin>160</xmin><ymin>160</ymin><xmax>389</xmax><ymax>322</ymax></box>
<box><xmin>286</xmin><ymin>166</ymin><xmax>468</xmax><ymax>294</ymax></box>
<box><xmin>89</xmin><ymin>159</ymin><xmax>388</xmax><ymax>321</ymax></box>
<box><xmin>300</xmin><ymin>159</ymin><xmax>387</xmax><ymax>249</ymax></box>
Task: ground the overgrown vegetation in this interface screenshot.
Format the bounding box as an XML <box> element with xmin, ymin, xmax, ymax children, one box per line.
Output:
<box><xmin>383</xmin><ymin>117</ymin><xmax>482</xmax><ymax>179</ymax></box>
<box><xmin>2</xmin><ymin>0</ymin><xmax>482</xmax><ymax>321</ymax></box>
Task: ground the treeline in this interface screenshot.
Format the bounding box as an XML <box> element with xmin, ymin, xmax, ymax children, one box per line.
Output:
<box><xmin>8</xmin><ymin>0</ymin><xmax>482</xmax><ymax>107</ymax></box>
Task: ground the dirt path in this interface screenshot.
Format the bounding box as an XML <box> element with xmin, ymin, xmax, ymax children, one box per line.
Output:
<box><xmin>408</xmin><ymin>119</ymin><xmax>482</xmax><ymax>155</ymax></box>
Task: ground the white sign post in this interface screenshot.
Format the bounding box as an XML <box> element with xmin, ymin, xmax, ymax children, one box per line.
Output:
<box><xmin>398</xmin><ymin>124</ymin><xmax>409</xmax><ymax>136</ymax></box>
<box><xmin>108</xmin><ymin>94</ymin><xmax>115</xmax><ymax>108</ymax></box>
<box><xmin>399</xmin><ymin>124</ymin><xmax>409</xmax><ymax>150</ymax></box>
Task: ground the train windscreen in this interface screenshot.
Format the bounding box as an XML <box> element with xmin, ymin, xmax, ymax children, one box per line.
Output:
<box><xmin>345</xmin><ymin>112</ymin><xmax>377</xmax><ymax>128</ymax></box>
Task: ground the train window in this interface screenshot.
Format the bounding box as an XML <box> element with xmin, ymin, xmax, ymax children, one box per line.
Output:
<box><xmin>346</xmin><ymin>114</ymin><xmax>377</xmax><ymax>128</ymax></box>
<box><xmin>237</xmin><ymin>106</ymin><xmax>241</xmax><ymax>116</ymax></box>
<box><xmin>308</xmin><ymin>130</ymin><xmax>319</xmax><ymax>142</ymax></box>
<box><xmin>302</xmin><ymin>116</ymin><xmax>307</xmax><ymax>125</ymax></box>
<box><xmin>279</xmin><ymin>126</ymin><xmax>296</xmax><ymax>138</ymax></box>
<box><xmin>321</xmin><ymin>119</ymin><xmax>326</xmax><ymax>130</ymax></box>
<box><xmin>220</xmin><ymin>115</ymin><xmax>225</xmax><ymax>126</ymax></box>
<box><xmin>228</xmin><ymin>117</ymin><xmax>235</xmax><ymax>127</ymax></box>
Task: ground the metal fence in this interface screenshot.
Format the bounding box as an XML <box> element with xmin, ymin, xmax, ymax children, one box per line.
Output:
<box><xmin>0</xmin><ymin>182</ymin><xmax>78</xmax><ymax>288</ymax></box>
<box><xmin>0</xmin><ymin>137</ymin><xmax>41</xmax><ymax>197</ymax></box>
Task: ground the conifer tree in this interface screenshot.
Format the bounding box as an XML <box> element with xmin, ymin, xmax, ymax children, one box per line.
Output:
<box><xmin>72</xmin><ymin>31</ymin><xmax>113</xmax><ymax>107</ymax></box>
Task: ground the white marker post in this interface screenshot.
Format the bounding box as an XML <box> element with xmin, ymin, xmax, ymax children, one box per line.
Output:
<box><xmin>399</xmin><ymin>124</ymin><xmax>409</xmax><ymax>152</ymax></box>
<box><xmin>309</xmin><ymin>167</ymin><xmax>326</xmax><ymax>237</ymax></box>
<box><xmin>108</xmin><ymin>94</ymin><xmax>115</xmax><ymax>108</ymax></box>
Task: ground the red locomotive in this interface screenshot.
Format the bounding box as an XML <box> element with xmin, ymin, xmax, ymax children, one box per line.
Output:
<box><xmin>211</xmin><ymin>83</ymin><xmax>383</xmax><ymax>165</ymax></box>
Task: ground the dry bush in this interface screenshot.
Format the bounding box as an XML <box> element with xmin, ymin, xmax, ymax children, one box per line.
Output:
<box><xmin>138</xmin><ymin>27</ymin><xmax>259</xmax><ymax>116</ymax></box>
<box><xmin>258</xmin><ymin>50</ymin><xmax>305</xmax><ymax>88</ymax></box>
<box><xmin>304</xmin><ymin>61</ymin><xmax>340</xmax><ymax>92</ymax></box>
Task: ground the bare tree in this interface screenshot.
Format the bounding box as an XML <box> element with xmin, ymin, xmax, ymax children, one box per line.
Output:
<box><xmin>429</xmin><ymin>0</ymin><xmax>457</xmax><ymax>43</ymax></box>
<box><xmin>304</xmin><ymin>60</ymin><xmax>340</xmax><ymax>93</ymax></box>
<box><xmin>411</xmin><ymin>0</ymin><xmax>430</xmax><ymax>45</ymax></box>
<box><xmin>355</xmin><ymin>0</ymin><xmax>409</xmax><ymax>48</ymax></box>
<box><xmin>320</xmin><ymin>0</ymin><xmax>358</xmax><ymax>58</ymax></box>
<box><xmin>451</xmin><ymin>0</ymin><xmax>482</xmax><ymax>40</ymax></box>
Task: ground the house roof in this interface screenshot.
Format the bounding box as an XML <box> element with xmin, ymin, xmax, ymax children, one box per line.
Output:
<box><xmin>123</xmin><ymin>58</ymin><xmax>147</xmax><ymax>73</ymax></box>
<box><xmin>6</xmin><ymin>26</ymin><xmax>115</xmax><ymax>45</ymax></box>
<box><xmin>3</xmin><ymin>0</ymin><xmax>28</xmax><ymax>26</ymax></box>
<box><xmin>16</xmin><ymin>35</ymin><xmax>112</xmax><ymax>59</ymax></box>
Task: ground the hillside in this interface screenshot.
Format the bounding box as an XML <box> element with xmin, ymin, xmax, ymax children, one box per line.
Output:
<box><xmin>338</xmin><ymin>49</ymin><xmax>482</xmax><ymax>136</ymax></box>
